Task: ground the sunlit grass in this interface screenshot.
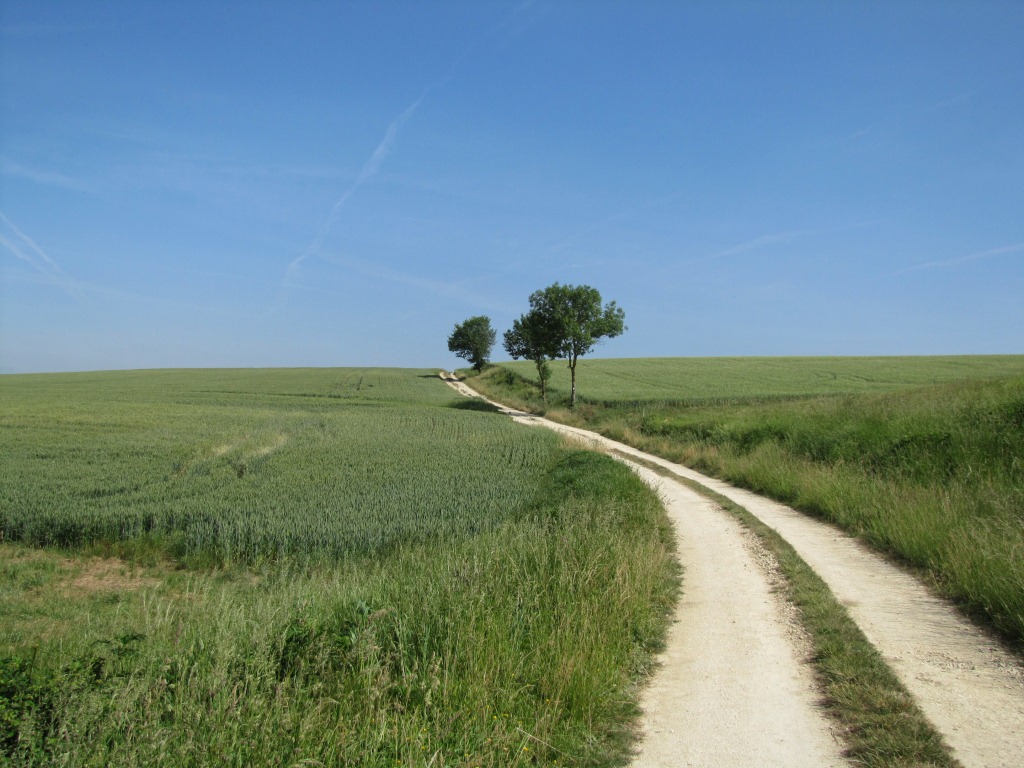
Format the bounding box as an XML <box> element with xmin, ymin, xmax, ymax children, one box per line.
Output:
<box><xmin>0</xmin><ymin>368</ymin><xmax>678</xmax><ymax>766</ymax></box>
<box><xmin>472</xmin><ymin>359</ymin><xmax>1024</xmax><ymax>648</ymax></box>
<box><xmin>0</xmin><ymin>368</ymin><xmax>555</xmax><ymax>563</ymax></box>
<box><xmin>502</xmin><ymin>354</ymin><xmax>1024</xmax><ymax>404</ymax></box>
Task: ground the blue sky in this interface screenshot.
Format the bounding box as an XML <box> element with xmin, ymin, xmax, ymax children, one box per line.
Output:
<box><xmin>2</xmin><ymin>1</ymin><xmax>1022</xmax><ymax>373</ymax></box>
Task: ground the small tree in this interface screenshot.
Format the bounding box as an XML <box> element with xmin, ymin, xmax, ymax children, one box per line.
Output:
<box><xmin>529</xmin><ymin>283</ymin><xmax>625</xmax><ymax>407</ymax></box>
<box><xmin>503</xmin><ymin>309</ymin><xmax>561</xmax><ymax>401</ymax></box>
<box><xmin>447</xmin><ymin>316</ymin><xmax>496</xmax><ymax>371</ymax></box>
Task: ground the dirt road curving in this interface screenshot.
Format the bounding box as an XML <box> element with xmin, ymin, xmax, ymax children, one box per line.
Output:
<box><xmin>441</xmin><ymin>373</ymin><xmax>1024</xmax><ymax>768</ymax></box>
<box><xmin>619</xmin><ymin>463</ymin><xmax>847</xmax><ymax>767</ymax></box>
<box><xmin>442</xmin><ymin>373</ymin><xmax>847</xmax><ymax>766</ymax></box>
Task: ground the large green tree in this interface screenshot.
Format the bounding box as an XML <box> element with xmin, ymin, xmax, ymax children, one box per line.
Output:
<box><xmin>527</xmin><ymin>283</ymin><xmax>625</xmax><ymax>407</ymax></box>
<box><xmin>447</xmin><ymin>316</ymin><xmax>496</xmax><ymax>371</ymax></box>
<box><xmin>503</xmin><ymin>309</ymin><xmax>561</xmax><ymax>402</ymax></box>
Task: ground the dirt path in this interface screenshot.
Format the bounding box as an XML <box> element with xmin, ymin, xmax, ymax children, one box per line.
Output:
<box><xmin>617</xmin><ymin>462</ymin><xmax>847</xmax><ymax>767</ymax></box>
<box><xmin>442</xmin><ymin>373</ymin><xmax>1024</xmax><ymax>768</ymax></box>
<box><xmin>442</xmin><ymin>374</ymin><xmax>847</xmax><ymax>766</ymax></box>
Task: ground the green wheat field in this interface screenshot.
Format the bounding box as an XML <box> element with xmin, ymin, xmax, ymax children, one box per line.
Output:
<box><xmin>502</xmin><ymin>354</ymin><xmax>1024</xmax><ymax>403</ymax></box>
<box><xmin>0</xmin><ymin>367</ymin><xmax>677</xmax><ymax>766</ymax></box>
<box><xmin>3</xmin><ymin>357</ymin><xmax>1022</xmax><ymax>766</ymax></box>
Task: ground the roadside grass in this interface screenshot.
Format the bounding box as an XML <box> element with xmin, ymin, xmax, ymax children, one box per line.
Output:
<box><xmin>468</xmin><ymin>361</ymin><xmax>1024</xmax><ymax>650</ymax></box>
<box><xmin>0</xmin><ymin>369</ymin><xmax>678</xmax><ymax>766</ymax></box>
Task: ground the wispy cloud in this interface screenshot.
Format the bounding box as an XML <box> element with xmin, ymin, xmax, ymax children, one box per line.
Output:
<box><xmin>324</xmin><ymin>254</ymin><xmax>518</xmax><ymax>316</ymax></box>
<box><xmin>692</xmin><ymin>218</ymin><xmax>886</xmax><ymax>266</ymax></box>
<box><xmin>1</xmin><ymin>158</ymin><xmax>96</xmax><ymax>193</ymax></box>
<box><xmin>834</xmin><ymin>91</ymin><xmax>975</xmax><ymax>148</ymax></box>
<box><xmin>277</xmin><ymin>3</ymin><xmax>548</xmax><ymax>306</ymax></box>
<box><xmin>546</xmin><ymin>191</ymin><xmax>685</xmax><ymax>255</ymax></box>
<box><xmin>704</xmin><ymin>231</ymin><xmax>806</xmax><ymax>262</ymax></box>
<box><xmin>0</xmin><ymin>211</ymin><xmax>87</xmax><ymax>301</ymax></box>
<box><xmin>279</xmin><ymin>94</ymin><xmax>427</xmax><ymax>296</ymax></box>
<box><xmin>899</xmin><ymin>242</ymin><xmax>1024</xmax><ymax>273</ymax></box>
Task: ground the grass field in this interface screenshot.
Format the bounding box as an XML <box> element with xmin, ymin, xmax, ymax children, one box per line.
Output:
<box><xmin>502</xmin><ymin>355</ymin><xmax>1024</xmax><ymax>404</ymax></box>
<box><xmin>0</xmin><ymin>368</ymin><xmax>559</xmax><ymax>563</ymax></box>
<box><xmin>471</xmin><ymin>356</ymin><xmax>1024</xmax><ymax>648</ymax></box>
<box><xmin>0</xmin><ymin>368</ymin><xmax>678</xmax><ymax>766</ymax></box>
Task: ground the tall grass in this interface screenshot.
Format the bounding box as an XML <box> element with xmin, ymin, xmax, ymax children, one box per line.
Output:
<box><xmin>1</xmin><ymin>369</ymin><xmax>679</xmax><ymax>766</ymax></box>
<box><xmin>2</xmin><ymin>451</ymin><xmax>677</xmax><ymax>767</ymax></box>
<box><xmin>471</xmin><ymin>361</ymin><xmax>1024</xmax><ymax>648</ymax></box>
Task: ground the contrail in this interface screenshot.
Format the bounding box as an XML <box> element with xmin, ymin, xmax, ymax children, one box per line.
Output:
<box><xmin>280</xmin><ymin>93</ymin><xmax>427</xmax><ymax>293</ymax></box>
<box><xmin>900</xmin><ymin>242</ymin><xmax>1024</xmax><ymax>273</ymax></box>
<box><xmin>705</xmin><ymin>231</ymin><xmax>804</xmax><ymax>262</ymax></box>
<box><xmin>278</xmin><ymin>2</ymin><xmax>544</xmax><ymax>303</ymax></box>
<box><xmin>0</xmin><ymin>211</ymin><xmax>66</xmax><ymax>273</ymax></box>
<box><xmin>0</xmin><ymin>211</ymin><xmax>86</xmax><ymax>300</ymax></box>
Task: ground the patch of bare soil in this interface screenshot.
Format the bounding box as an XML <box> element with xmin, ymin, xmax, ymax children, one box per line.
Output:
<box><xmin>64</xmin><ymin>558</ymin><xmax>160</xmax><ymax>595</ymax></box>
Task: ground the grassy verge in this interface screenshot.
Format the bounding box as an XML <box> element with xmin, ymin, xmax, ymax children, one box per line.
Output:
<box><xmin>467</xmin><ymin>364</ymin><xmax>1024</xmax><ymax>650</ymax></box>
<box><xmin>1</xmin><ymin>447</ymin><xmax>678</xmax><ymax>767</ymax></box>
<box><xmin>611</xmin><ymin>450</ymin><xmax>957</xmax><ymax>767</ymax></box>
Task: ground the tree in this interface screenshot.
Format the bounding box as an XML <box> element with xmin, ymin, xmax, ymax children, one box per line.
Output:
<box><xmin>447</xmin><ymin>316</ymin><xmax>496</xmax><ymax>371</ymax></box>
<box><xmin>503</xmin><ymin>309</ymin><xmax>561</xmax><ymax>401</ymax></box>
<box><xmin>528</xmin><ymin>283</ymin><xmax>625</xmax><ymax>407</ymax></box>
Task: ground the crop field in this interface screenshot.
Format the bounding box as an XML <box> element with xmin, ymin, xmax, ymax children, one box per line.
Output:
<box><xmin>502</xmin><ymin>354</ymin><xmax>1024</xmax><ymax>404</ymax></box>
<box><xmin>0</xmin><ymin>368</ymin><xmax>558</xmax><ymax>562</ymax></box>
<box><xmin>473</xmin><ymin>356</ymin><xmax>1024</xmax><ymax>647</ymax></box>
<box><xmin>0</xmin><ymin>368</ymin><xmax>679</xmax><ymax>766</ymax></box>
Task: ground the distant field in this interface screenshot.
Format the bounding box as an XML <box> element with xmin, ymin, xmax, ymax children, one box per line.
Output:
<box><xmin>0</xmin><ymin>368</ymin><xmax>556</xmax><ymax>562</ymax></box>
<box><xmin>502</xmin><ymin>355</ymin><xmax>1024</xmax><ymax>403</ymax></box>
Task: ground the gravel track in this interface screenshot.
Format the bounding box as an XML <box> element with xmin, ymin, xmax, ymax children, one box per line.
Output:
<box><xmin>442</xmin><ymin>373</ymin><xmax>1024</xmax><ymax>768</ymax></box>
<box><xmin>443</xmin><ymin>374</ymin><xmax>846</xmax><ymax>766</ymax></box>
<box><xmin>618</xmin><ymin>462</ymin><xmax>846</xmax><ymax>767</ymax></box>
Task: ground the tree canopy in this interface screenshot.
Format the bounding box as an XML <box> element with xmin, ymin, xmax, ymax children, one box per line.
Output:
<box><xmin>447</xmin><ymin>316</ymin><xmax>496</xmax><ymax>371</ymax></box>
<box><xmin>525</xmin><ymin>283</ymin><xmax>625</xmax><ymax>406</ymax></box>
<box><xmin>503</xmin><ymin>309</ymin><xmax>561</xmax><ymax>401</ymax></box>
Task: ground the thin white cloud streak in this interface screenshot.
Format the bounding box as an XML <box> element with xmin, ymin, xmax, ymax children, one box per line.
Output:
<box><xmin>0</xmin><ymin>158</ymin><xmax>96</xmax><ymax>193</ymax></box>
<box><xmin>326</xmin><ymin>254</ymin><xmax>519</xmax><ymax>316</ymax></box>
<box><xmin>899</xmin><ymin>242</ymin><xmax>1024</xmax><ymax>273</ymax></box>
<box><xmin>280</xmin><ymin>94</ymin><xmax>427</xmax><ymax>295</ymax></box>
<box><xmin>693</xmin><ymin>219</ymin><xmax>887</xmax><ymax>266</ymax></box>
<box><xmin>834</xmin><ymin>92</ymin><xmax>975</xmax><ymax>147</ymax></box>
<box><xmin>278</xmin><ymin>3</ymin><xmax>546</xmax><ymax>304</ymax></box>
<box><xmin>704</xmin><ymin>231</ymin><xmax>805</xmax><ymax>262</ymax></box>
<box><xmin>547</xmin><ymin>191</ymin><xmax>685</xmax><ymax>255</ymax></box>
<box><xmin>0</xmin><ymin>213</ymin><xmax>63</xmax><ymax>272</ymax></box>
<box><xmin>670</xmin><ymin>229</ymin><xmax>812</xmax><ymax>268</ymax></box>
<box><xmin>0</xmin><ymin>212</ymin><xmax>87</xmax><ymax>301</ymax></box>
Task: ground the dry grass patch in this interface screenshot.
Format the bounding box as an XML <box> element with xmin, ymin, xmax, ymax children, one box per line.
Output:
<box><xmin>64</xmin><ymin>558</ymin><xmax>161</xmax><ymax>596</ymax></box>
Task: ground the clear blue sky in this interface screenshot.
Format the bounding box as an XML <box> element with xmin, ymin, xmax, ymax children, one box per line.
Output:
<box><xmin>2</xmin><ymin>1</ymin><xmax>1022</xmax><ymax>373</ymax></box>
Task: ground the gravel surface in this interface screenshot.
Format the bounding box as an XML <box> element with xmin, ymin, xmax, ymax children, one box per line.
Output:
<box><xmin>443</xmin><ymin>375</ymin><xmax>846</xmax><ymax>766</ymax></box>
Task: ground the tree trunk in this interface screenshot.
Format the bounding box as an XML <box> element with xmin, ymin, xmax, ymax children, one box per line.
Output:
<box><xmin>569</xmin><ymin>358</ymin><xmax>577</xmax><ymax>407</ymax></box>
